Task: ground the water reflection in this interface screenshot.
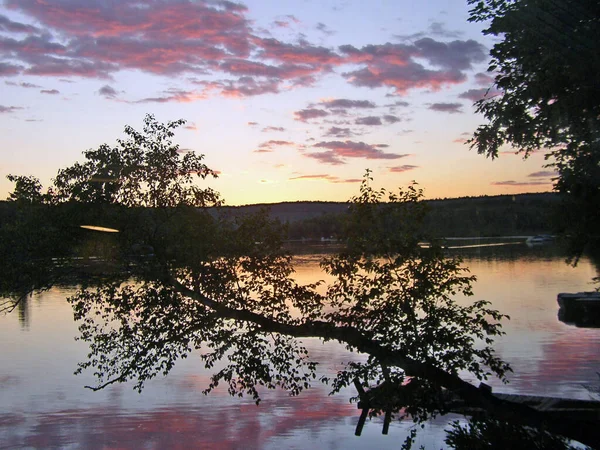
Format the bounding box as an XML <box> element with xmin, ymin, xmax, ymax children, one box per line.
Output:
<box><xmin>1</xmin><ymin>243</ymin><xmax>599</xmax><ymax>448</ymax></box>
<box><xmin>0</xmin><ymin>391</ymin><xmax>359</xmax><ymax>449</ymax></box>
<box><xmin>444</xmin><ymin>242</ymin><xmax>521</xmax><ymax>249</ymax></box>
<box><xmin>16</xmin><ymin>293</ymin><xmax>30</xmax><ymax>329</ymax></box>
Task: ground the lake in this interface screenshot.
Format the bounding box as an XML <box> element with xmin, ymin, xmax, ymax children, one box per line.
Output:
<box><xmin>1</xmin><ymin>242</ymin><xmax>599</xmax><ymax>449</ymax></box>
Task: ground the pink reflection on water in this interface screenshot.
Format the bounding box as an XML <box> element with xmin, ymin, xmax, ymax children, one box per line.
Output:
<box><xmin>514</xmin><ymin>328</ymin><xmax>600</xmax><ymax>398</ymax></box>
<box><xmin>1</xmin><ymin>388</ymin><xmax>358</xmax><ymax>449</ymax></box>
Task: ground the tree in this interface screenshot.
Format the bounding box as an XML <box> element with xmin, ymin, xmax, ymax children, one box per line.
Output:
<box><xmin>1</xmin><ymin>114</ymin><xmax>221</xmax><ymax>313</ymax></box>
<box><xmin>5</xmin><ymin>175</ymin><xmax>44</xmax><ymax>204</ymax></box>
<box><xmin>51</xmin><ymin>116</ymin><xmax>220</xmax><ymax>207</ymax></box>
<box><xmin>468</xmin><ymin>0</ymin><xmax>600</xmax><ymax>259</ymax></box>
<box><xmin>2</xmin><ymin>116</ymin><xmax>596</xmax><ymax>447</ymax></box>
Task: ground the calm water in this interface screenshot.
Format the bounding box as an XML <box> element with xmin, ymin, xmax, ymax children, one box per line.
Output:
<box><xmin>1</xmin><ymin>243</ymin><xmax>599</xmax><ymax>449</ymax></box>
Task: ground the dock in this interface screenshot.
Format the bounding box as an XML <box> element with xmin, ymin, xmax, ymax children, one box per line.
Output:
<box><xmin>353</xmin><ymin>379</ymin><xmax>600</xmax><ymax>446</ymax></box>
<box><xmin>557</xmin><ymin>292</ymin><xmax>600</xmax><ymax>327</ymax></box>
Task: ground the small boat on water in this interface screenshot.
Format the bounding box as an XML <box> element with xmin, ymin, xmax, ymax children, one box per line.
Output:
<box><xmin>557</xmin><ymin>292</ymin><xmax>600</xmax><ymax>328</ymax></box>
<box><xmin>526</xmin><ymin>234</ymin><xmax>555</xmax><ymax>245</ymax></box>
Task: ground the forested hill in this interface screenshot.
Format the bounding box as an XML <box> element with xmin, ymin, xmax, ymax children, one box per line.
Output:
<box><xmin>218</xmin><ymin>192</ymin><xmax>560</xmax><ymax>238</ymax></box>
<box><xmin>422</xmin><ymin>192</ymin><xmax>559</xmax><ymax>237</ymax></box>
<box><xmin>0</xmin><ymin>192</ymin><xmax>559</xmax><ymax>239</ymax></box>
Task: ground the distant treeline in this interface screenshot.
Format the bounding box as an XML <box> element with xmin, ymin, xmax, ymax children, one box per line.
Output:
<box><xmin>0</xmin><ymin>192</ymin><xmax>560</xmax><ymax>241</ymax></box>
<box><xmin>217</xmin><ymin>192</ymin><xmax>560</xmax><ymax>239</ymax></box>
<box><xmin>423</xmin><ymin>193</ymin><xmax>559</xmax><ymax>238</ymax></box>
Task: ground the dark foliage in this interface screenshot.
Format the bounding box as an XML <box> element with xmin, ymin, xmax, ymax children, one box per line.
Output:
<box><xmin>468</xmin><ymin>0</ymin><xmax>600</xmax><ymax>260</ymax></box>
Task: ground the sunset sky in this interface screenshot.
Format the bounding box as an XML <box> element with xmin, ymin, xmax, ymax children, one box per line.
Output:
<box><xmin>0</xmin><ymin>0</ymin><xmax>555</xmax><ymax>205</ymax></box>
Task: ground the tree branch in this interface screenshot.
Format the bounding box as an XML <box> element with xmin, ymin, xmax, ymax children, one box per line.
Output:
<box><xmin>169</xmin><ymin>275</ymin><xmax>599</xmax><ymax>447</ymax></box>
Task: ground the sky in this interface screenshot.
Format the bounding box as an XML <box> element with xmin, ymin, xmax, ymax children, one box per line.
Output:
<box><xmin>0</xmin><ymin>0</ymin><xmax>555</xmax><ymax>206</ymax></box>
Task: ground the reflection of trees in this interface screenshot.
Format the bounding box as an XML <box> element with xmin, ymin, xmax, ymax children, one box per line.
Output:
<box><xmin>585</xmin><ymin>241</ymin><xmax>600</xmax><ymax>280</ymax></box>
<box><xmin>1</xmin><ymin>117</ymin><xmax>595</xmax><ymax>448</ymax></box>
<box><xmin>16</xmin><ymin>293</ymin><xmax>30</xmax><ymax>329</ymax></box>
<box><xmin>445</xmin><ymin>418</ymin><xmax>576</xmax><ymax>449</ymax></box>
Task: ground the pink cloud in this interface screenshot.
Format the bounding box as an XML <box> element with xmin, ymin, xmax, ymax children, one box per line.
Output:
<box><xmin>0</xmin><ymin>62</ymin><xmax>22</xmax><ymax>76</ymax></box>
<box><xmin>220</xmin><ymin>59</ymin><xmax>281</xmax><ymax>77</ymax></box>
<box><xmin>459</xmin><ymin>87</ymin><xmax>502</xmax><ymax>102</ymax></box>
<box><xmin>474</xmin><ymin>72</ymin><xmax>494</xmax><ymax>85</ymax></box>
<box><xmin>289</xmin><ymin>174</ymin><xmax>334</xmax><ymax>180</ymax></box>
<box><xmin>0</xmin><ymin>13</ymin><xmax>40</xmax><ymax>33</ymax></box>
<box><xmin>389</xmin><ymin>165</ymin><xmax>418</xmax><ymax>173</ymax></box>
<box><xmin>24</xmin><ymin>55</ymin><xmax>116</xmax><ymax>78</ymax></box>
<box><xmin>324</xmin><ymin>127</ymin><xmax>354</xmax><ymax>138</ymax></box>
<box><xmin>8</xmin><ymin>0</ymin><xmax>250</xmax><ymax>46</ymax></box>
<box><xmin>386</xmin><ymin>100</ymin><xmax>410</xmax><ymax>107</ymax></box>
<box><xmin>339</xmin><ymin>38</ymin><xmax>484</xmax><ymax>95</ymax></box>
<box><xmin>343</xmin><ymin>63</ymin><xmax>466</xmax><ymax>95</ymax></box>
<box><xmin>305</xmin><ymin>140</ymin><xmax>408</xmax><ymax>165</ymax></box>
<box><xmin>259</xmin><ymin>140</ymin><xmax>294</xmax><ymax>147</ymax></box>
<box><xmin>491</xmin><ymin>180</ymin><xmax>552</xmax><ymax>186</ymax></box>
<box><xmin>429</xmin><ymin>102</ymin><xmax>463</xmax><ymax>114</ymax></box>
<box><xmin>383</xmin><ymin>114</ymin><xmax>401</xmax><ymax>124</ymax></box>
<box><xmin>339</xmin><ymin>43</ymin><xmax>411</xmax><ymax>66</ymax></box>
<box><xmin>0</xmin><ymin>34</ymin><xmax>66</xmax><ymax>54</ymax></box>
<box><xmin>294</xmin><ymin>108</ymin><xmax>328</xmax><ymax>122</ymax></box>
<box><xmin>272</xmin><ymin>20</ymin><xmax>290</xmax><ymax>28</ymax></box>
<box><xmin>498</xmin><ymin>150</ymin><xmax>521</xmax><ymax>155</ymax></box>
<box><xmin>255</xmin><ymin>37</ymin><xmax>342</xmax><ymax>66</ymax></box>
<box><xmin>193</xmin><ymin>77</ymin><xmax>280</xmax><ymax>98</ymax></box>
<box><xmin>528</xmin><ymin>171</ymin><xmax>556</xmax><ymax>178</ymax></box>
<box><xmin>70</xmin><ymin>36</ymin><xmax>228</xmax><ymax>76</ymax></box>
<box><xmin>319</xmin><ymin>99</ymin><xmax>376</xmax><ymax>109</ymax></box>
<box><xmin>134</xmin><ymin>88</ymin><xmax>208</xmax><ymax>103</ymax></box>
<box><xmin>213</xmin><ymin>60</ymin><xmax>323</xmax><ymax>95</ymax></box>
<box><xmin>288</xmin><ymin>174</ymin><xmax>360</xmax><ymax>183</ymax></box>
<box><xmin>339</xmin><ymin>39</ymin><xmax>486</xmax><ymax>70</ymax></box>
<box><xmin>270</xmin><ymin>15</ymin><xmax>300</xmax><ymax>29</ymax></box>
<box><xmin>255</xmin><ymin>139</ymin><xmax>295</xmax><ymax>153</ymax></box>
<box><xmin>413</xmin><ymin>38</ymin><xmax>486</xmax><ymax>71</ymax></box>
<box><xmin>0</xmin><ymin>105</ymin><xmax>23</xmax><ymax>113</ymax></box>
<box><xmin>262</xmin><ymin>126</ymin><xmax>285</xmax><ymax>132</ymax></box>
<box><xmin>1</xmin><ymin>1</ymin><xmax>485</xmax><ymax>99</ymax></box>
<box><xmin>355</xmin><ymin>116</ymin><xmax>382</xmax><ymax>126</ymax></box>
<box><xmin>221</xmin><ymin>77</ymin><xmax>280</xmax><ymax>97</ymax></box>
<box><xmin>3</xmin><ymin>0</ymin><xmax>251</xmax><ymax>79</ymax></box>
<box><xmin>303</xmin><ymin>151</ymin><xmax>345</xmax><ymax>165</ymax></box>
<box><xmin>395</xmin><ymin>21</ymin><xmax>463</xmax><ymax>41</ymax></box>
<box><xmin>98</xmin><ymin>84</ymin><xmax>118</xmax><ymax>98</ymax></box>
<box><xmin>5</xmin><ymin>80</ymin><xmax>40</xmax><ymax>88</ymax></box>
<box><xmin>316</xmin><ymin>22</ymin><xmax>335</xmax><ymax>36</ymax></box>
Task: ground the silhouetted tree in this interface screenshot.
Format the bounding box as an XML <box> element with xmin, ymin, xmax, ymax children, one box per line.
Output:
<box><xmin>2</xmin><ymin>116</ymin><xmax>595</xmax><ymax>447</ymax></box>
<box><xmin>468</xmin><ymin>0</ymin><xmax>600</xmax><ymax>259</ymax></box>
